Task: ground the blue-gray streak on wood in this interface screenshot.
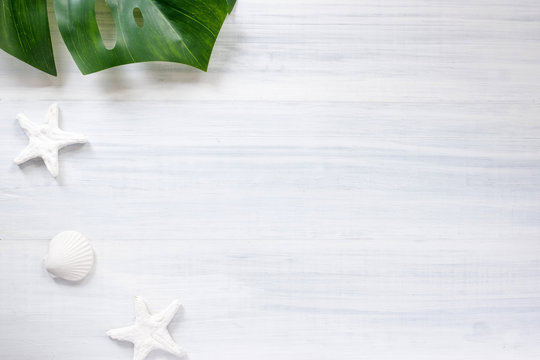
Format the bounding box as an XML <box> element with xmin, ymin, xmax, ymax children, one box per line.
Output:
<box><xmin>1</xmin><ymin>0</ymin><xmax>540</xmax><ymax>359</ymax></box>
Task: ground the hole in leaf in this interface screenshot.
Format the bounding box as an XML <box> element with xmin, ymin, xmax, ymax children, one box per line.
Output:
<box><xmin>133</xmin><ymin>8</ymin><xmax>144</xmax><ymax>28</ymax></box>
<box><xmin>95</xmin><ymin>0</ymin><xmax>116</xmax><ymax>50</ymax></box>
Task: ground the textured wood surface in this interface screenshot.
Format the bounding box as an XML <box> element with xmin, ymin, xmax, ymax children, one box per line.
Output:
<box><xmin>1</xmin><ymin>0</ymin><xmax>540</xmax><ymax>359</ymax></box>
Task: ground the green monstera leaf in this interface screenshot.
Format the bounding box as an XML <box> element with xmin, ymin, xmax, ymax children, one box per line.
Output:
<box><xmin>0</xmin><ymin>0</ymin><xmax>56</xmax><ymax>75</ymax></box>
<box><xmin>0</xmin><ymin>0</ymin><xmax>235</xmax><ymax>75</ymax></box>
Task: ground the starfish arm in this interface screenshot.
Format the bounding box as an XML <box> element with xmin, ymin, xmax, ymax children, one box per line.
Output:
<box><xmin>134</xmin><ymin>296</ymin><xmax>151</xmax><ymax>322</ymax></box>
<box><xmin>154</xmin><ymin>299</ymin><xmax>181</xmax><ymax>327</ymax></box>
<box><xmin>152</xmin><ymin>328</ymin><xmax>186</xmax><ymax>358</ymax></box>
<box><xmin>16</xmin><ymin>114</ymin><xmax>40</xmax><ymax>136</ymax></box>
<box><xmin>106</xmin><ymin>325</ymin><xmax>137</xmax><ymax>342</ymax></box>
<box><xmin>133</xmin><ymin>343</ymin><xmax>153</xmax><ymax>360</ymax></box>
<box><xmin>46</xmin><ymin>103</ymin><xmax>59</xmax><ymax>128</ymax></box>
<box><xmin>14</xmin><ymin>144</ymin><xmax>38</xmax><ymax>165</ymax></box>
<box><xmin>41</xmin><ymin>150</ymin><xmax>60</xmax><ymax>177</ymax></box>
<box><xmin>53</xmin><ymin>129</ymin><xmax>88</xmax><ymax>148</ymax></box>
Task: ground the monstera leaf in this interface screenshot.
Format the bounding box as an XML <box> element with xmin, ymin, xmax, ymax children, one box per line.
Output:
<box><xmin>0</xmin><ymin>0</ymin><xmax>235</xmax><ymax>75</ymax></box>
<box><xmin>0</xmin><ymin>0</ymin><xmax>56</xmax><ymax>75</ymax></box>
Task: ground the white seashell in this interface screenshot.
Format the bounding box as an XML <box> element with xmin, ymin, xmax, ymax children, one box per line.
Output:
<box><xmin>44</xmin><ymin>231</ymin><xmax>94</xmax><ymax>281</ymax></box>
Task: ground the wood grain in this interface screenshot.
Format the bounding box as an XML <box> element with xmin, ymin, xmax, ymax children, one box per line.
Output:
<box><xmin>1</xmin><ymin>0</ymin><xmax>540</xmax><ymax>359</ymax></box>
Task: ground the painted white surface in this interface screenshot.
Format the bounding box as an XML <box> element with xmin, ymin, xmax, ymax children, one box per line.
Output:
<box><xmin>1</xmin><ymin>0</ymin><xmax>540</xmax><ymax>359</ymax></box>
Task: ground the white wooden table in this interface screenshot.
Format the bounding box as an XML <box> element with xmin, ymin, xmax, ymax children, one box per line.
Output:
<box><xmin>1</xmin><ymin>1</ymin><xmax>540</xmax><ymax>359</ymax></box>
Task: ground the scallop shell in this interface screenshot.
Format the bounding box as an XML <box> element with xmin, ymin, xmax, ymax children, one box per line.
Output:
<box><xmin>44</xmin><ymin>231</ymin><xmax>94</xmax><ymax>281</ymax></box>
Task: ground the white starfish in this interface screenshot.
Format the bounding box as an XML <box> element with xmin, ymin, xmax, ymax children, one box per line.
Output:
<box><xmin>14</xmin><ymin>103</ymin><xmax>87</xmax><ymax>177</ymax></box>
<box><xmin>107</xmin><ymin>297</ymin><xmax>186</xmax><ymax>360</ymax></box>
